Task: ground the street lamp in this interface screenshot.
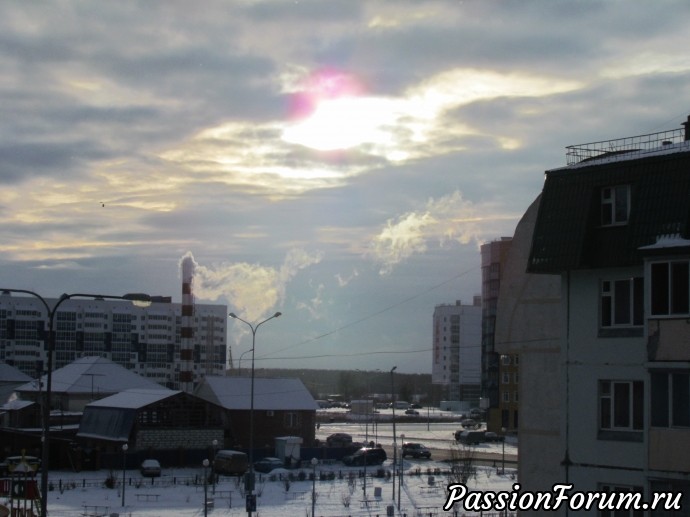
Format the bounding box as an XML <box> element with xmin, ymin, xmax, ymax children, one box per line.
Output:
<box><xmin>0</xmin><ymin>288</ymin><xmax>152</xmax><ymax>517</ymax></box>
<box><xmin>390</xmin><ymin>366</ymin><xmax>397</xmax><ymax>501</ymax></box>
<box><xmin>228</xmin><ymin>311</ymin><xmax>282</xmax><ymax>517</ymax></box>
<box><xmin>203</xmin><ymin>458</ymin><xmax>210</xmax><ymax>517</ymax></box>
<box><xmin>212</xmin><ymin>439</ymin><xmax>218</xmax><ymax>494</ymax></box>
<box><xmin>398</xmin><ymin>433</ymin><xmax>405</xmax><ymax>510</ymax></box>
<box><xmin>501</xmin><ymin>427</ymin><xmax>507</xmax><ymax>475</ymax></box>
<box><xmin>237</xmin><ymin>348</ymin><xmax>254</xmax><ymax>377</ymax></box>
<box><xmin>121</xmin><ymin>443</ymin><xmax>128</xmax><ymax>507</ymax></box>
<box><xmin>311</xmin><ymin>457</ymin><xmax>318</xmax><ymax>517</ymax></box>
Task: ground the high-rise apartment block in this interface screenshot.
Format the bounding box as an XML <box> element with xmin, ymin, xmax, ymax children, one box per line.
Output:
<box><xmin>431</xmin><ymin>297</ymin><xmax>481</xmax><ymax>406</ymax></box>
<box><xmin>0</xmin><ymin>293</ymin><xmax>227</xmax><ymax>390</ymax></box>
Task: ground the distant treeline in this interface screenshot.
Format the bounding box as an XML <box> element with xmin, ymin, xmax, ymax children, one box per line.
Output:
<box><xmin>247</xmin><ymin>367</ymin><xmax>445</xmax><ymax>404</ymax></box>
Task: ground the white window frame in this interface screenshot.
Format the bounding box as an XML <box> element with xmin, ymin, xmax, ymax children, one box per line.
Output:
<box><xmin>600</xmin><ymin>277</ymin><xmax>644</xmax><ymax>327</ymax></box>
<box><xmin>649</xmin><ymin>260</ymin><xmax>690</xmax><ymax>317</ymax></box>
<box><xmin>599</xmin><ymin>380</ymin><xmax>643</xmax><ymax>432</ymax></box>
<box><xmin>601</xmin><ymin>185</ymin><xmax>630</xmax><ymax>226</ymax></box>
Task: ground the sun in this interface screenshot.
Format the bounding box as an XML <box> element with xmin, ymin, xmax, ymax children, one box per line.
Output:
<box><xmin>282</xmin><ymin>68</ymin><xmax>396</xmax><ymax>152</ymax></box>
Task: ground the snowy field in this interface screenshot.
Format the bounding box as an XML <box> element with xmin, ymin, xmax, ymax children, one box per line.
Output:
<box><xmin>6</xmin><ymin>420</ymin><xmax>519</xmax><ymax>516</ymax></box>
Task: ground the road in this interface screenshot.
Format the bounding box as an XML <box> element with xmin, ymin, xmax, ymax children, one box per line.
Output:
<box><xmin>315</xmin><ymin>419</ymin><xmax>518</xmax><ymax>466</ymax></box>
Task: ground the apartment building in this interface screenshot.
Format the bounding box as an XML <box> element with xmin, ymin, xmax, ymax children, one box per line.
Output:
<box><xmin>0</xmin><ymin>293</ymin><xmax>227</xmax><ymax>390</ymax></box>
<box><xmin>518</xmin><ymin>117</ymin><xmax>690</xmax><ymax>513</ymax></box>
<box><xmin>431</xmin><ymin>298</ymin><xmax>482</xmax><ymax>406</ymax></box>
<box><xmin>480</xmin><ymin>237</ymin><xmax>513</xmax><ymax>432</ymax></box>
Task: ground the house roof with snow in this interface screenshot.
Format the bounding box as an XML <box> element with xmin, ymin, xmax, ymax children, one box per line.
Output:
<box><xmin>77</xmin><ymin>388</ymin><xmax>224</xmax><ymax>443</ymax></box>
<box><xmin>15</xmin><ymin>356</ymin><xmax>162</xmax><ymax>396</ymax></box>
<box><xmin>194</xmin><ymin>376</ymin><xmax>318</xmax><ymax>411</ymax></box>
<box><xmin>0</xmin><ymin>362</ymin><xmax>33</xmax><ymax>383</ymax></box>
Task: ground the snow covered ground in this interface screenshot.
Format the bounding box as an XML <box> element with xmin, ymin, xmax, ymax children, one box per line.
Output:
<box><xmin>5</xmin><ymin>420</ymin><xmax>519</xmax><ymax>516</ymax></box>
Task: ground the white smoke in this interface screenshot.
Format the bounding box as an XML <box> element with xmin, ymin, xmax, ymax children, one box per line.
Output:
<box><xmin>369</xmin><ymin>190</ymin><xmax>517</xmax><ymax>274</ymax></box>
<box><xmin>180</xmin><ymin>248</ymin><xmax>323</xmax><ymax>322</ymax></box>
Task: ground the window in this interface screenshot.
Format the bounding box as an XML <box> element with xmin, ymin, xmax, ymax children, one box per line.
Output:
<box><xmin>502</xmin><ymin>391</ymin><xmax>510</xmax><ymax>403</ymax></box>
<box><xmin>502</xmin><ymin>372</ymin><xmax>510</xmax><ymax>384</ymax></box>
<box><xmin>599</xmin><ymin>380</ymin><xmax>643</xmax><ymax>432</ymax></box>
<box><xmin>651</xmin><ymin>372</ymin><xmax>690</xmax><ymax>427</ymax></box>
<box><xmin>601</xmin><ymin>185</ymin><xmax>630</xmax><ymax>226</ymax></box>
<box><xmin>598</xmin><ymin>484</ymin><xmax>644</xmax><ymax>517</ymax></box>
<box><xmin>601</xmin><ymin>278</ymin><xmax>644</xmax><ymax>327</ymax></box>
<box><xmin>650</xmin><ymin>261</ymin><xmax>690</xmax><ymax>316</ymax></box>
<box><xmin>284</xmin><ymin>412</ymin><xmax>300</xmax><ymax>429</ymax></box>
<box><xmin>501</xmin><ymin>355</ymin><xmax>511</xmax><ymax>366</ymax></box>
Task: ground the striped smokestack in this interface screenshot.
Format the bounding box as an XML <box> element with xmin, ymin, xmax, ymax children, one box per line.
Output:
<box><xmin>180</xmin><ymin>254</ymin><xmax>195</xmax><ymax>392</ymax></box>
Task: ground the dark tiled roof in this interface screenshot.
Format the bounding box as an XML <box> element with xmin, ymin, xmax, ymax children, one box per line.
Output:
<box><xmin>528</xmin><ymin>150</ymin><xmax>690</xmax><ymax>274</ymax></box>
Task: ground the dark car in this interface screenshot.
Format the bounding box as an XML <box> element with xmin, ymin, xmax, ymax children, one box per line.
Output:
<box><xmin>326</xmin><ymin>433</ymin><xmax>353</xmax><ymax>447</ymax></box>
<box><xmin>401</xmin><ymin>443</ymin><xmax>431</xmax><ymax>459</ymax></box>
<box><xmin>342</xmin><ymin>447</ymin><xmax>387</xmax><ymax>466</ymax></box>
<box><xmin>455</xmin><ymin>430</ymin><xmax>486</xmax><ymax>445</ymax></box>
<box><xmin>254</xmin><ymin>457</ymin><xmax>284</xmax><ymax>473</ymax></box>
<box><xmin>484</xmin><ymin>432</ymin><xmax>505</xmax><ymax>442</ymax></box>
<box><xmin>140</xmin><ymin>459</ymin><xmax>162</xmax><ymax>477</ymax></box>
<box><xmin>460</xmin><ymin>418</ymin><xmax>479</xmax><ymax>429</ymax></box>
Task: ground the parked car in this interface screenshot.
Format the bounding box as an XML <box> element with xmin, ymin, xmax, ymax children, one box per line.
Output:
<box><xmin>342</xmin><ymin>447</ymin><xmax>387</xmax><ymax>466</ymax></box>
<box><xmin>455</xmin><ymin>430</ymin><xmax>486</xmax><ymax>445</ymax></box>
<box><xmin>326</xmin><ymin>433</ymin><xmax>353</xmax><ymax>447</ymax></box>
<box><xmin>401</xmin><ymin>443</ymin><xmax>431</xmax><ymax>459</ymax></box>
<box><xmin>484</xmin><ymin>432</ymin><xmax>504</xmax><ymax>442</ymax></box>
<box><xmin>254</xmin><ymin>457</ymin><xmax>284</xmax><ymax>473</ymax></box>
<box><xmin>404</xmin><ymin>409</ymin><xmax>419</xmax><ymax>415</ymax></box>
<box><xmin>214</xmin><ymin>450</ymin><xmax>248</xmax><ymax>476</ymax></box>
<box><xmin>140</xmin><ymin>459</ymin><xmax>162</xmax><ymax>477</ymax></box>
<box><xmin>470</xmin><ymin>408</ymin><xmax>486</xmax><ymax>420</ymax></box>
<box><xmin>460</xmin><ymin>418</ymin><xmax>479</xmax><ymax>429</ymax></box>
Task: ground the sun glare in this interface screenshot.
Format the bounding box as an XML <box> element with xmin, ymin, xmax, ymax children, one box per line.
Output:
<box><xmin>282</xmin><ymin>68</ymin><xmax>400</xmax><ymax>152</ymax></box>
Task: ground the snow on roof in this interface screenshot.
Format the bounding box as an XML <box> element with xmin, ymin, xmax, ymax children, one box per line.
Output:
<box><xmin>195</xmin><ymin>376</ymin><xmax>318</xmax><ymax>411</ymax></box>
<box><xmin>0</xmin><ymin>362</ymin><xmax>33</xmax><ymax>383</ymax></box>
<box><xmin>87</xmin><ymin>388</ymin><xmax>179</xmax><ymax>409</ymax></box>
<box><xmin>0</xmin><ymin>399</ymin><xmax>35</xmax><ymax>411</ymax></box>
<box><xmin>638</xmin><ymin>233</ymin><xmax>690</xmax><ymax>250</ymax></box>
<box><xmin>15</xmin><ymin>356</ymin><xmax>162</xmax><ymax>395</ymax></box>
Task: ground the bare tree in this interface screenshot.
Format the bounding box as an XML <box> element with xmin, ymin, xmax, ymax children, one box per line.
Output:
<box><xmin>447</xmin><ymin>443</ymin><xmax>477</xmax><ymax>485</ymax></box>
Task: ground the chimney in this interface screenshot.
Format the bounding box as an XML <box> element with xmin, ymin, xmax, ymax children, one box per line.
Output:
<box><xmin>180</xmin><ymin>255</ymin><xmax>195</xmax><ymax>393</ymax></box>
<box><xmin>683</xmin><ymin>115</ymin><xmax>690</xmax><ymax>141</ymax></box>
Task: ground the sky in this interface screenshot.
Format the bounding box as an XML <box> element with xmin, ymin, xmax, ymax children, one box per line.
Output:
<box><xmin>2</xmin><ymin>1</ymin><xmax>690</xmax><ymax>374</ymax></box>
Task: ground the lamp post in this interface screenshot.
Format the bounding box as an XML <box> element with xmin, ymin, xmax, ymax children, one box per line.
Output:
<box><xmin>203</xmin><ymin>458</ymin><xmax>210</xmax><ymax>517</ymax></box>
<box><xmin>228</xmin><ymin>311</ymin><xmax>282</xmax><ymax>517</ymax></box>
<box><xmin>121</xmin><ymin>443</ymin><xmax>128</xmax><ymax>507</ymax></box>
<box><xmin>0</xmin><ymin>288</ymin><xmax>152</xmax><ymax>517</ymax></box>
<box><xmin>501</xmin><ymin>427</ymin><xmax>506</xmax><ymax>475</ymax></box>
<box><xmin>212</xmin><ymin>439</ymin><xmax>218</xmax><ymax>494</ymax></box>
<box><xmin>237</xmin><ymin>348</ymin><xmax>254</xmax><ymax>377</ymax></box>
<box><xmin>390</xmin><ymin>366</ymin><xmax>397</xmax><ymax>501</ymax></box>
<box><xmin>398</xmin><ymin>433</ymin><xmax>405</xmax><ymax>510</ymax></box>
<box><xmin>311</xmin><ymin>457</ymin><xmax>318</xmax><ymax>517</ymax></box>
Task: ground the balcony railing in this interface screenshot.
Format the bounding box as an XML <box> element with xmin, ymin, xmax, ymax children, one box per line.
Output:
<box><xmin>566</xmin><ymin>127</ymin><xmax>686</xmax><ymax>165</ymax></box>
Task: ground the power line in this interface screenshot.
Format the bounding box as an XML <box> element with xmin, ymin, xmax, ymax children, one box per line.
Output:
<box><xmin>257</xmin><ymin>265</ymin><xmax>479</xmax><ymax>360</ymax></box>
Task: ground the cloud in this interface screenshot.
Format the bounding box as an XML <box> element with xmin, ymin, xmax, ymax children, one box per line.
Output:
<box><xmin>369</xmin><ymin>191</ymin><xmax>517</xmax><ymax>274</ymax></box>
<box><xmin>335</xmin><ymin>269</ymin><xmax>359</xmax><ymax>287</ymax></box>
<box><xmin>182</xmin><ymin>248</ymin><xmax>323</xmax><ymax>322</ymax></box>
<box><xmin>296</xmin><ymin>281</ymin><xmax>326</xmax><ymax>321</ymax></box>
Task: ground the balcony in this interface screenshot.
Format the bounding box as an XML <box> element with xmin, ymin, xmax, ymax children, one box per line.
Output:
<box><xmin>647</xmin><ymin>318</ymin><xmax>690</xmax><ymax>361</ymax></box>
<box><xmin>649</xmin><ymin>428</ymin><xmax>690</xmax><ymax>472</ymax></box>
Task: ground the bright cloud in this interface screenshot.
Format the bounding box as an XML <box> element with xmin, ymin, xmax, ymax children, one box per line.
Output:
<box><xmin>158</xmin><ymin>68</ymin><xmax>582</xmax><ymax>198</ymax></box>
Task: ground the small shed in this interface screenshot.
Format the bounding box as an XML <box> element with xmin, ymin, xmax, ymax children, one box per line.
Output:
<box><xmin>275</xmin><ymin>436</ymin><xmax>302</xmax><ymax>467</ymax></box>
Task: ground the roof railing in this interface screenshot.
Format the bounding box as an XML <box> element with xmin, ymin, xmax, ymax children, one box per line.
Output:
<box><xmin>566</xmin><ymin>127</ymin><xmax>685</xmax><ymax>165</ymax></box>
